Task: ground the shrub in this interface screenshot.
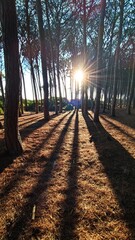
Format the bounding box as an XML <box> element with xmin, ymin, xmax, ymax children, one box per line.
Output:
<box><xmin>0</xmin><ymin>107</ymin><xmax>4</xmax><ymax>115</ymax></box>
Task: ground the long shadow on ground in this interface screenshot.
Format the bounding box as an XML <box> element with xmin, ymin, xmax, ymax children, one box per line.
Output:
<box><xmin>5</xmin><ymin>111</ymin><xmax>75</xmax><ymax>240</ymax></box>
<box><xmin>19</xmin><ymin>114</ymin><xmax>44</xmax><ymax>128</ymax></box>
<box><xmin>83</xmin><ymin>112</ymin><xmax>135</xmax><ymax>239</ymax></box>
<box><xmin>101</xmin><ymin>115</ymin><xmax>135</xmax><ymax>141</ymax></box>
<box><xmin>0</xmin><ymin>112</ymin><xmax>71</xmax><ymax>200</ymax></box>
<box><xmin>20</xmin><ymin>112</ymin><xmax>68</xmax><ymax>140</ymax></box>
<box><xmin>59</xmin><ymin>109</ymin><xmax>79</xmax><ymax>239</ymax></box>
<box><xmin>0</xmin><ymin>112</ymin><xmax>70</xmax><ymax>174</ymax></box>
<box><xmin>103</xmin><ymin>109</ymin><xmax>135</xmax><ymax>129</ymax></box>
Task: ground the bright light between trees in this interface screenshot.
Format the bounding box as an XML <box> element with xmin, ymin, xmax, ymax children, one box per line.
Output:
<box><xmin>74</xmin><ymin>69</ymin><xmax>84</xmax><ymax>83</ymax></box>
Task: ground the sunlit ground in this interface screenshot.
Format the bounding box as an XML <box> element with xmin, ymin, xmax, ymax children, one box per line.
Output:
<box><xmin>0</xmin><ymin>109</ymin><xmax>135</xmax><ymax>239</ymax></box>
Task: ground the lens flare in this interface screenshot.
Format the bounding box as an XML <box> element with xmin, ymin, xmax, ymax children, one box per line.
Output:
<box><xmin>74</xmin><ymin>69</ymin><xmax>84</xmax><ymax>83</ymax></box>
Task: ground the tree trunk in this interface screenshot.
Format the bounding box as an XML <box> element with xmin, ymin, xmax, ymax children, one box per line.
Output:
<box><xmin>48</xmin><ymin>66</ymin><xmax>52</xmax><ymax>101</ymax></box>
<box><xmin>0</xmin><ymin>74</ymin><xmax>5</xmax><ymax>105</ymax></box>
<box><xmin>25</xmin><ymin>0</ymin><xmax>39</xmax><ymax>114</ymax></box>
<box><xmin>20</xmin><ymin>60</ymin><xmax>28</xmax><ymax>111</ymax></box>
<box><xmin>127</xmin><ymin>59</ymin><xmax>135</xmax><ymax>114</ymax></box>
<box><xmin>82</xmin><ymin>0</ymin><xmax>87</xmax><ymax>115</ymax></box>
<box><xmin>56</xmin><ymin>45</ymin><xmax>62</xmax><ymax>113</ymax></box>
<box><xmin>61</xmin><ymin>73</ymin><xmax>67</xmax><ymax>100</ymax></box>
<box><xmin>103</xmin><ymin>4</ymin><xmax>116</xmax><ymax>113</ymax></box>
<box><xmin>52</xmin><ymin>62</ymin><xmax>58</xmax><ymax>114</ymax></box>
<box><xmin>133</xmin><ymin>93</ymin><xmax>135</xmax><ymax>109</ymax></box>
<box><xmin>94</xmin><ymin>0</ymin><xmax>106</xmax><ymax>122</ymax></box>
<box><xmin>36</xmin><ymin>0</ymin><xmax>49</xmax><ymax>121</ymax></box>
<box><xmin>19</xmin><ymin>76</ymin><xmax>24</xmax><ymax>116</ymax></box>
<box><xmin>103</xmin><ymin>74</ymin><xmax>108</xmax><ymax>113</ymax></box>
<box><xmin>35</xmin><ymin>56</ymin><xmax>43</xmax><ymax>110</ymax></box>
<box><xmin>45</xmin><ymin>0</ymin><xmax>58</xmax><ymax>115</ymax></box>
<box><xmin>90</xmin><ymin>85</ymin><xmax>94</xmax><ymax>100</ymax></box>
<box><xmin>126</xmin><ymin>68</ymin><xmax>132</xmax><ymax>107</ymax></box>
<box><xmin>111</xmin><ymin>0</ymin><xmax>124</xmax><ymax>116</ymax></box>
<box><xmin>1</xmin><ymin>0</ymin><xmax>23</xmax><ymax>155</ymax></box>
<box><xmin>119</xmin><ymin>65</ymin><xmax>123</xmax><ymax>109</ymax></box>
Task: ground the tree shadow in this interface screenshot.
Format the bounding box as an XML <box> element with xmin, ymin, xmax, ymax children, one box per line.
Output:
<box><xmin>101</xmin><ymin>115</ymin><xmax>135</xmax><ymax>141</ymax></box>
<box><xmin>59</xmin><ymin>109</ymin><xmax>79</xmax><ymax>239</ymax></box>
<box><xmin>20</xmin><ymin>111</ymin><xmax>70</xmax><ymax>140</ymax></box>
<box><xmin>83</xmin><ymin>112</ymin><xmax>135</xmax><ymax>238</ymax></box>
<box><xmin>103</xmin><ymin>109</ymin><xmax>135</xmax><ymax>130</ymax></box>
<box><xmin>0</xmin><ymin>111</ymin><xmax>72</xmax><ymax>197</ymax></box>
<box><xmin>19</xmin><ymin>114</ymin><xmax>44</xmax><ymax>128</ymax></box>
<box><xmin>0</xmin><ymin>112</ymin><xmax>70</xmax><ymax>174</ymax></box>
<box><xmin>4</xmin><ymin>111</ymin><xmax>75</xmax><ymax>240</ymax></box>
<box><xmin>0</xmin><ymin>152</ymin><xmax>14</xmax><ymax>174</ymax></box>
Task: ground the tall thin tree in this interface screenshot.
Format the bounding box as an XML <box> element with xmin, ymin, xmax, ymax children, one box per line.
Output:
<box><xmin>36</xmin><ymin>0</ymin><xmax>49</xmax><ymax>121</ymax></box>
<box><xmin>0</xmin><ymin>0</ymin><xmax>23</xmax><ymax>155</ymax></box>
<box><xmin>94</xmin><ymin>0</ymin><xmax>106</xmax><ymax>122</ymax></box>
<box><xmin>111</xmin><ymin>0</ymin><xmax>125</xmax><ymax>116</ymax></box>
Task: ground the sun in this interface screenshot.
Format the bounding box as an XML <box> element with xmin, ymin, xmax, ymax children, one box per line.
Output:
<box><xmin>74</xmin><ymin>69</ymin><xmax>84</xmax><ymax>83</ymax></box>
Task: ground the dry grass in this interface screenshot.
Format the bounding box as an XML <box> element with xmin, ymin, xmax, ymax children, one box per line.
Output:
<box><xmin>0</xmin><ymin>109</ymin><xmax>135</xmax><ymax>240</ymax></box>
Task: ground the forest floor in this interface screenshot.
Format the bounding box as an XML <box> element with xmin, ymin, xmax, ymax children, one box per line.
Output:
<box><xmin>0</xmin><ymin>109</ymin><xmax>135</xmax><ymax>240</ymax></box>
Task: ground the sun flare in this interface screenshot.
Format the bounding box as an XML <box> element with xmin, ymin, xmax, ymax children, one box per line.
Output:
<box><xmin>74</xmin><ymin>69</ymin><xmax>84</xmax><ymax>83</ymax></box>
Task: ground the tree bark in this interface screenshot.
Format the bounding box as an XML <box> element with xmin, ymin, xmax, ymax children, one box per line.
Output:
<box><xmin>25</xmin><ymin>0</ymin><xmax>39</xmax><ymax>114</ymax></box>
<box><xmin>36</xmin><ymin>0</ymin><xmax>49</xmax><ymax>121</ymax></box>
<box><xmin>111</xmin><ymin>0</ymin><xmax>124</xmax><ymax>116</ymax></box>
<box><xmin>0</xmin><ymin>74</ymin><xmax>5</xmax><ymax>105</ymax></box>
<box><xmin>56</xmin><ymin>45</ymin><xmax>62</xmax><ymax>113</ymax></box>
<box><xmin>103</xmin><ymin>3</ymin><xmax>116</xmax><ymax>113</ymax></box>
<box><xmin>82</xmin><ymin>0</ymin><xmax>87</xmax><ymax>115</ymax></box>
<box><xmin>1</xmin><ymin>0</ymin><xmax>23</xmax><ymax>155</ymax></box>
<box><xmin>45</xmin><ymin>0</ymin><xmax>58</xmax><ymax>114</ymax></box>
<box><xmin>31</xmin><ymin>60</ymin><xmax>39</xmax><ymax>113</ymax></box>
<box><xmin>94</xmin><ymin>0</ymin><xmax>106</xmax><ymax>122</ymax></box>
<box><xmin>20</xmin><ymin>60</ymin><xmax>28</xmax><ymax>111</ymax></box>
<box><xmin>35</xmin><ymin>56</ymin><xmax>43</xmax><ymax>110</ymax></box>
<box><xmin>127</xmin><ymin>59</ymin><xmax>135</xmax><ymax>114</ymax></box>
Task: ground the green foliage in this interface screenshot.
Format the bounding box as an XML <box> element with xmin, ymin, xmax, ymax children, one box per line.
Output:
<box><xmin>0</xmin><ymin>108</ymin><xmax>4</xmax><ymax>115</ymax></box>
<box><xmin>63</xmin><ymin>104</ymin><xmax>73</xmax><ymax>111</ymax></box>
<box><xmin>48</xmin><ymin>98</ymin><xmax>69</xmax><ymax>111</ymax></box>
<box><xmin>0</xmin><ymin>100</ymin><xmax>4</xmax><ymax>115</ymax></box>
<box><xmin>25</xmin><ymin>100</ymin><xmax>35</xmax><ymax>111</ymax></box>
<box><xmin>48</xmin><ymin>98</ymin><xmax>55</xmax><ymax>111</ymax></box>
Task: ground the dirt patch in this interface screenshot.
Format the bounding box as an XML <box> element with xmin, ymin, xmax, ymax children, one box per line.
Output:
<box><xmin>0</xmin><ymin>109</ymin><xmax>135</xmax><ymax>239</ymax></box>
